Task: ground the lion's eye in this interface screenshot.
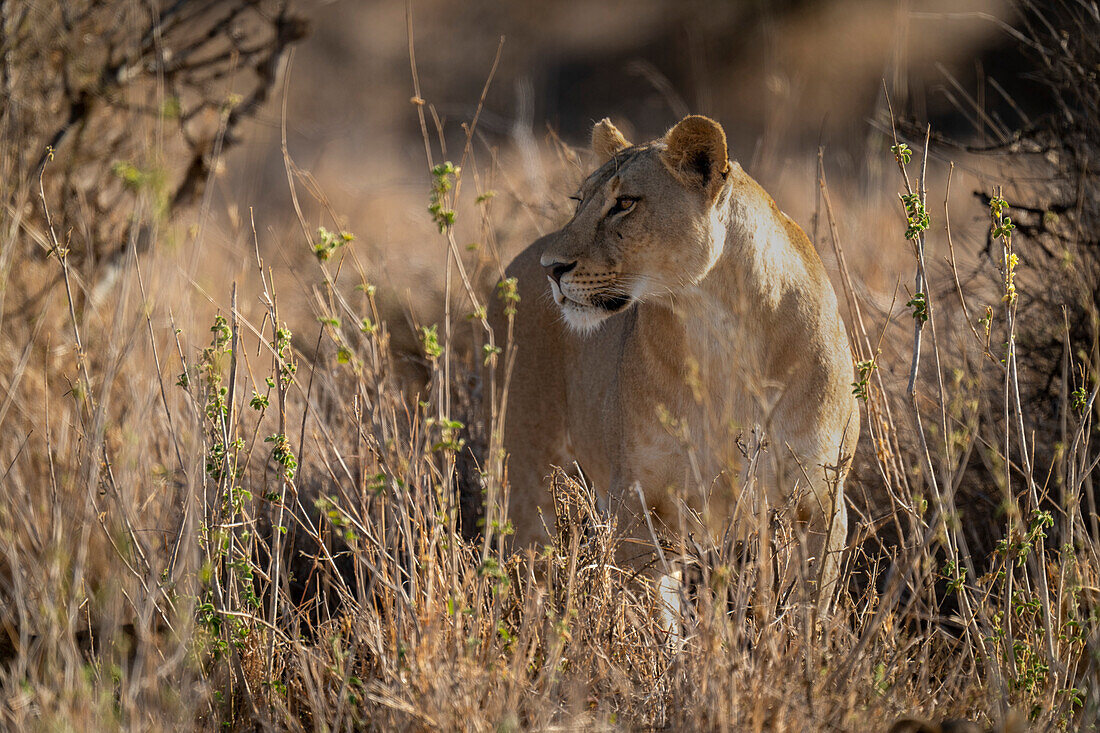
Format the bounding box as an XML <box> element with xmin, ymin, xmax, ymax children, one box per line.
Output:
<box><xmin>609</xmin><ymin>196</ymin><xmax>638</xmax><ymax>216</ymax></box>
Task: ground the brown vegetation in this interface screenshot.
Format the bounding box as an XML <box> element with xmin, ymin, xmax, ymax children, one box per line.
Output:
<box><xmin>0</xmin><ymin>1</ymin><xmax>1096</xmax><ymax>730</ymax></box>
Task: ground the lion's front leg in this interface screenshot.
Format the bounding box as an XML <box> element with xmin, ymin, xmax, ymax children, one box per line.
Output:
<box><xmin>775</xmin><ymin>442</ymin><xmax>851</xmax><ymax>611</ymax></box>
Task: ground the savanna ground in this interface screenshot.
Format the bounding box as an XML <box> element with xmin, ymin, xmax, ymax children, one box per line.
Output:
<box><xmin>0</xmin><ymin>1</ymin><xmax>1097</xmax><ymax>730</ymax></box>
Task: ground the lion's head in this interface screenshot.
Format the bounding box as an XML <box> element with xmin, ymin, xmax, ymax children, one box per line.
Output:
<box><xmin>540</xmin><ymin>115</ymin><xmax>733</xmax><ymax>332</ymax></box>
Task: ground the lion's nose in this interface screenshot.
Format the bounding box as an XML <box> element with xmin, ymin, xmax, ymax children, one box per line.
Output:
<box><xmin>545</xmin><ymin>260</ymin><xmax>577</xmax><ymax>286</ymax></box>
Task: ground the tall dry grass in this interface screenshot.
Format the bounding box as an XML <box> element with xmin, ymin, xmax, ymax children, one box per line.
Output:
<box><xmin>0</xmin><ymin>4</ymin><xmax>1098</xmax><ymax>732</ymax></box>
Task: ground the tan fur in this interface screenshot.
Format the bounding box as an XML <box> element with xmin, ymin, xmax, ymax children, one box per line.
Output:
<box><xmin>488</xmin><ymin>116</ymin><xmax>860</xmax><ymax>596</ymax></box>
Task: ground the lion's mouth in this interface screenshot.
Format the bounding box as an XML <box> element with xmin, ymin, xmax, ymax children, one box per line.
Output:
<box><xmin>548</xmin><ymin>278</ymin><xmax>633</xmax><ymax>314</ymax></box>
<box><xmin>589</xmin><ymin>292</ymin><xmax>632</xmax><ymax>312</ymax></box>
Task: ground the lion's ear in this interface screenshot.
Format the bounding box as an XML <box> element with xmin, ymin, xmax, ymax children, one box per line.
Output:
<box><xmin>591</xmin><ymin>118</ymin><xmax>631</xmax><ymax>164</ymax></box>
<box><xmin>661</xmin><ymin>115</ymin><xmax>730</xmax><ymax>201</ymax></box>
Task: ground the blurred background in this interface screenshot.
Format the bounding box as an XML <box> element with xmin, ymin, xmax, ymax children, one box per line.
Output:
<box><xmin>1</xmin><ymin>0</ymin><xmax>1052</xmax><ymax>359</ymax></box>
<box><xmin>213</xmin><ymin>0</ymin><xmax>1032</xmax><ymax>332</ymax></box>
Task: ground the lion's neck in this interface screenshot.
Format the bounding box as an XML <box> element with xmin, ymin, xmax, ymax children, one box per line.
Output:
<box><xmin>628</xmin><ymin>170</ymin><xmax>810</xmax><ymax>410</ymax></box>
<box><xmin>711</xmin><ymin>168</ymin><xmax>812</xmax><ymax>310</ymax></box>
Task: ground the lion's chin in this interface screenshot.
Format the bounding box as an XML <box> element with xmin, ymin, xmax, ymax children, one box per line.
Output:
<box><xmin>560</xmin><ymin>299</ymin><xmax>615</xmax><ymax>334</ymax></box>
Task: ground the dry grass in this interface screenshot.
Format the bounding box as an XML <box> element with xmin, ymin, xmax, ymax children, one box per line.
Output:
<box><xmin>1</xmin><ymin>3</ymin><xmax>1098</xmax><ymax>732</ymax></box>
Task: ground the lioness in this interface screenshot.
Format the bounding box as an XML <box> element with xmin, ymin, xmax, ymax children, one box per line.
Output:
<box><xmin>487</xmin><ymin>115</ymin><xmax>859</xmax><ymax>597</ymax></box>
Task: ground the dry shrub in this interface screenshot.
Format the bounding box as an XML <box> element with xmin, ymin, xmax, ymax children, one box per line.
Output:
<box><xmin>0</xmin><ymin>0</ymin><xmax>306</xmax><ymax>299</ymax></box>
<box><xmin>895</xmin><ymin>0</ymin><xmax>1099</xmax><ymax>503</ymax></box>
